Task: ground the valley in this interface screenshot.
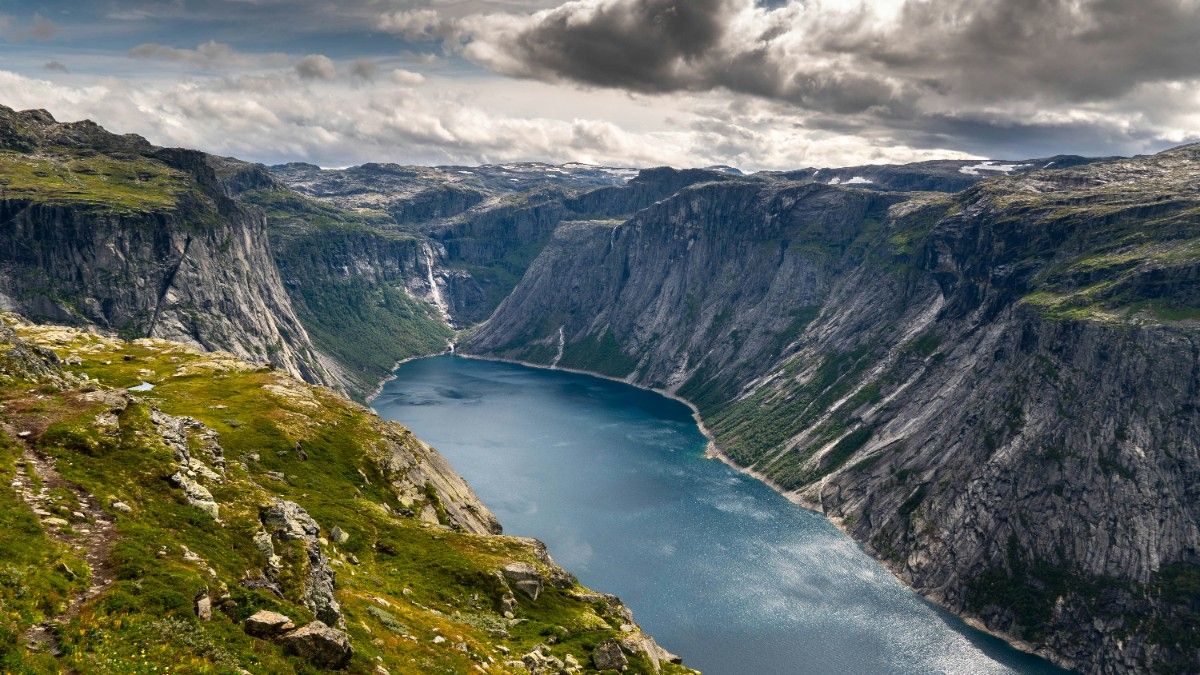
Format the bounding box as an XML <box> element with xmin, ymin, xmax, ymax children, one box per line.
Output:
<box><xmin>1</xmin><ymin>104</ymin><xmax>1197</xmax><ymax>673</ymax></box>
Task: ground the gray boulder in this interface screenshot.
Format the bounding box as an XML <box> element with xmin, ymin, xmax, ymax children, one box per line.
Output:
<box><xmin>501</xmin><ymin>562</ymin><xmax>543</xmax><ymax>601</ymax></box>
<box><xmin>592</xmin><ymin>639</ymin><xmax>628</xmax><ymax>671</ymax></box>
<box><xmin>259</xmin><ymin>499</ymin><xmax>320</xmax><ymax>540</ymax></box>
<box><xmin>279</xmin><ymin>621</ymin><xmax>352</xmax><ymax>669</ymax></box>
<box><xmin>244</xmin><ymin>610</ymin><xmax>295</xmax><ymax>638</ymax></box>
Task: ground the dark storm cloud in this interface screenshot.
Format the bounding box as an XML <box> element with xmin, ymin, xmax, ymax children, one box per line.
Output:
<box><xmin>470</xmin><ymin>0</ymin><xmax>1200</xmax><ymax>105</ymax></box>
<box><xmin>507</xmin><ymin>0</ymin><xmax>732</xmax><ymax>90</ymax></box>
<box><xmin>455</xmin><ymin>0</ymin><xmax>1200</xmax><ymax>152</ymax></box>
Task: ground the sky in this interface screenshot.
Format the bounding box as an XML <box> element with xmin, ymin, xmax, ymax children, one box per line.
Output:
<box><xmin>0</xmin><ymin>0</ymin><xmax>1198</xmax><ymax>171</ymax></box>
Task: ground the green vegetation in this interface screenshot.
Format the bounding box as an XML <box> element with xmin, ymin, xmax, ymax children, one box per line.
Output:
<box><xmin>247</xmin><ymin>188</ymin><xmax>454</xmax><ymax>399</ymax></box>
<box><xmin>0</xmin><ymin>152</ymin><xmax>186</xmax><ymax>213</ymax></box>
<box><xmin>705</xmin><ymin>344</ymin><xmax>876</xmax><ymax>487</ymax></box>
<box><xmin>558</xmin><ymin>330</ymin><xmax>640</xmax><ymax>379</ymax></box>
<box><xmin>290</xmin><ymin>274</ymin><xmax>452</xmax><ymax>399</ymax></box>
<box><xmin>0</xmin><ymin>317</ymin><xmax>690</xmax><ymax>674</ymax></box>
<box><xmin>0</xmin><ymin>436</ymin><xmax>88</xmax><ymax>672</ymax></box>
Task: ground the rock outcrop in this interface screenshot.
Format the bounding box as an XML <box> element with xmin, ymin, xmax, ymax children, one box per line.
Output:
<box><xmin>258</xmin><ymin>499</ymin><xmax>342</xmax><ymax>627</ymax></box>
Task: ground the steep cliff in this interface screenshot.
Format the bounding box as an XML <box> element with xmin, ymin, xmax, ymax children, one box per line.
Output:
<box><xmin>0</xmin><ymin>314</ymin><xmax>692</xmax><ymax>673</ymax></box>
<box><xmin>0</xmin><ymin>106</ymin><xmax>329</xmax><ymax>387</ymax></box>
<box><xmin>271</xmin><ymin>163</ymin><xmax>735</xmax><ymax>329</ymax></box>
<box><xmin>463</xmin><ymin>146</ymin><xmax>1200</xmax><ymax>673</ymax></box>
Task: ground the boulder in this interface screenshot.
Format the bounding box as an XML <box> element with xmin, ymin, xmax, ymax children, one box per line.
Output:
<box><xmin>244</xmin><ymin>610</ymin><xmax>295</xmax><ymax>638</ymax></box>
<box><xmin>501</xmin><ymin>562</ymin><xmax>543</xmax><ymax>601</ymax></box>
<box><xmin>330</xmin><ymin>525</ymin><xmax>349</xmax><ymax>545</ymax></box>
<box><xmin>195</xmin><ymin>593</ymin><xmax>212</xmax><ymax>621</ymax></box>
<box><xmin>592</xmin><ymin>639</ymin><xmax>627</xmax><ymax>671</ymax></box>
<box><xmin>260</xmin><ymin>499</ymin><xmax>320</xmax><ymax>540</ymax></box>
<box><xmin>498</xmin><ymin>592</ymin><xmax>518</xmax><ymax>616</ymax></box>
<box><xmin>279</xmin><ymin>621</ymin><xmax>352</xmax><ymax>669</ymax></box>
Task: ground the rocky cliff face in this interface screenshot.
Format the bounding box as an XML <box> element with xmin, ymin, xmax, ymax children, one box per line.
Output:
<box><xmin>0</xmin><ymin>106</ymin><xmax>329</xmax><ymax>387</ymax></box>
<box><xmin>464</xmin><ymin>146</ymin><xmax>1200</xmax><ymax>673</ymax></box>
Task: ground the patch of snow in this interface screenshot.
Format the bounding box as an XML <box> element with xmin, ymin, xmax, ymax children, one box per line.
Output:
<box><xmin>1043</xmin><ymin>161</ymin><xmax>1056</xmax><ymax>168</ymax></box>
<box><xmin>129</xmin><ymin>382</ymin><xmax>155</xmax><ymax>392</ymax></box>
<box><xmin>827</xmin><ymin>177</ymin><xmax>841</xmax><ymax>185</ymax></box>
<box><xmin>844</xmin><ymin>176</ymin><xmax>873</xmax><ymax>184</ymax></box>
<box><xmin>959</xmin><ymin>161</ymin><xmax>1021</xmax><ymax>176</ymax></box>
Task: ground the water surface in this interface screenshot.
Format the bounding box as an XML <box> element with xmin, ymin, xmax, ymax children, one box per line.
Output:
<box><xmin>372</xmin><ymin>356</ymin><xmax>1058</xmax><ymax>675</ymax></box>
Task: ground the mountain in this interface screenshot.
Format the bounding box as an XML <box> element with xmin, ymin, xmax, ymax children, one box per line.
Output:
<box><xmin>3</xmin><ymin>102</ymin><xmax>1197</xmax><ymax>672</ymax></box>
<box><xmin>0</xmin><ymin>107</ymin><xmax>332</xmax><ymax>387</ymax></box>
<box><xmin>462</xmin><ymin>146</ymin><xmax>1200</xmax><ymax>672</ymax></box>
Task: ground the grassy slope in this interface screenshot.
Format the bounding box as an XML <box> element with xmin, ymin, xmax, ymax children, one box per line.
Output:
<box><xmin>0</xmin><ymin>317</ymin><xmax>690</xmax><ymax>674</ymax></box>
<box><xmin>0</xmin><ymin>151</ymin><xmax>187</xmax><ymax>214</ymax></box>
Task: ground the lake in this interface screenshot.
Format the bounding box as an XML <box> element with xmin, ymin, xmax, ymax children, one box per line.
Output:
<box><xmin>371</xmin><ymin>355</ymin><xmax>1059</xmax><ymax>675</ymax></box>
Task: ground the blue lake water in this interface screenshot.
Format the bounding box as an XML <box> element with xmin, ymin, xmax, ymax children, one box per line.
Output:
<box><xmin>372</xmin><ymin>355</ymin><xmax>1060</xmax><ymax>675</ymax></box>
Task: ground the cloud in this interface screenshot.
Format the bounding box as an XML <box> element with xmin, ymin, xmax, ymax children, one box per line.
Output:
<box><xmin>43</xmin><ymin>61</ymin><xmax>69</xmax><ymax>74</ymax></box>
<box><xmin>390</xmin><ymin>68</ymin><xmax>426</xmax><ymax>86</ymax></box>
<box><xmin>350</xmin><ymin>58</ymin><xmax>378</xmax><ymax>80</ymax></box>
<box><xmin>1</xmin><ymin>11</ymin><xmax>58</xmax><ymax>42</ymax></box>
<box><xmin>295</xmin><ymin>54</ymin><xmax>336</xmax><ymax>80</ymax></box>
<box><xmin>129</xmin><ymin>40</ymin><xmax>288</xmax><ymax>69</ymax></box>
<box><xmin>0</xmin><ymin>67</ymin><xmax>965</xmax><ymax>171</ymax></box>
<box><xmin>441</xmin><ymin>0</ymin><xmax>1200</xmax><ymax>155</ymax></box>
<box><xmin>377</xmin><ymin>9</ymin><xmax>449</xmax><ymax>40</ymax></box>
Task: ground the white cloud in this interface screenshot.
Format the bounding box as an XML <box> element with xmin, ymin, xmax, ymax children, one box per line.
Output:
<box><xmin>0</xmin><ymin>68</ymin><xmax>975</xmax><ymax>170</ymax></box>
<box><xmin>390</xmin><ymin>68</ymin><xmax>426</xmax><ymax>86</ymax></box>
<box><xmin>377</xmin><ymin>9</ymin><xmax>446</xmax><ymax>40</ymax></box>
<box><xmin>421</xmin><ymin>0</ymin><xmax>1200</xmax><ymax>157</ymax></box>
<box><xmin>295</xmin><ymin>54</ymin><xmax>336</xmax><ymax>80</ymax></box>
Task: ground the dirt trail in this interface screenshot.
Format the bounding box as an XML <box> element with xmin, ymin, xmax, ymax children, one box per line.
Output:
<box><xmin>10</xmin><ymin>436</ymin><xmax>116</xmax><ymax>658</ymax></box>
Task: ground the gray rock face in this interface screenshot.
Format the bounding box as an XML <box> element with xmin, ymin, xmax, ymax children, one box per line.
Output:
<box><xmin>154</xmin><ymin>410</ymin><xmax>223</xmax><ymax>520</ymax></box>
<box><xmin>370</xmin><ymin>422</ymin><xmax>501</xmax><ymax>535</ymax></box>
<box><xmin>0</xmin><ymin>107</ymin><xmax>330</xmax><ymax>389</ymax></box>
<box><xmin>465</xmin><ymin>147</ymin><xmax>1200</xmax><ymax>673</ymax></box>
<box><xmin>278</xmin><ymin>621</ymin><xmax>352</xmax><ymax>670</ymax></box>
<box><xmin>260</xmin><ymin>499</ymin><xmax>320</xmax><ymax>541</ymax></box>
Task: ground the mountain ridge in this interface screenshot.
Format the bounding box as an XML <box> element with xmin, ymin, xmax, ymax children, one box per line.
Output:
<box><xmin>3</xmin><ymin>103</ymin><xmax>1198</xmax><ymax>672</ymax></box>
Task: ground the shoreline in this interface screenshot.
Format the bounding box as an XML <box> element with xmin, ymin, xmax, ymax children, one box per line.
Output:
<box><xmin>365</xmin><ymin>342</ymin><xmax>455</xmax><ymax>403</ymax></box>
<box><xmin>375</xmin><ymin>349</ymin><xmax>1061</xmax><ymax>670</ymax></box>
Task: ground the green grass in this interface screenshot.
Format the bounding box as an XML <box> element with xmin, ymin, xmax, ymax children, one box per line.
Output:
<box><xmin>0</xmin><ymin>318</ymin><xmax>692</xmax><ymax>674</ymax></box>
<box><xmin>0</xmin><ymin>152</ymin><xmax>186</xmax><ymax>212</ymax></box>
<box><xmin>0</xmin><ymin>435</ymin><xmax>89</xmax><ymax>672</ymax></box>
